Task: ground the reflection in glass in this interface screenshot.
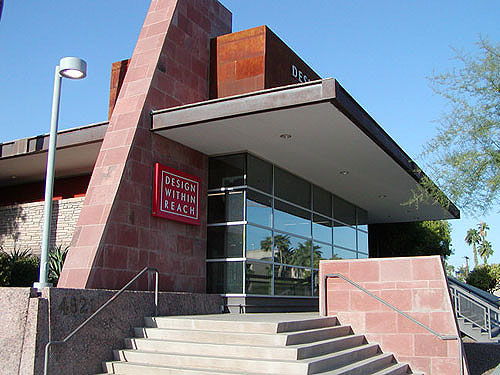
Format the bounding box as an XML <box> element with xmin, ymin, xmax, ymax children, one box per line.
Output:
<box><xmin>208</xmin><ymin>153</ymin><xmax>245</xmax><ymax>189</ymax></box>
<box><xmin>313</xmin><ymin>270</ymin><xmax>319</xmax><ymax>296</ymax></box>
<box><xmin>207</xmin><ymin>261</ymin><xmax>243</xmax><ymax>294</ymax></box>
<box><xmin>246</xmin><ymin>261</ymin><xmax>272</xmax><ymax>295</ymax></box>
<box><xmin>313</xmin><ymin>185</ymin><xmax>332</xmax><ymax>217</ymax></box>
<box><xmin>274</xmin><ymin>167</ymin><xmax>311</xmax><ymax>209</ymax></box>
<box><xmin>334</xmin><ymin>222</ymin><xmax>356</xmax><ymax>250</ymax></box>
<box><xmin>358</xmin><ymin>252</ymin><xmax>369</xmax><ymax>259</ymax></box>
<box><xmin>333</xmin><ymin>247</ymin><xmax>357</xmax><ymax>260</ymax></box>
<box><xmin>314</xmin><ymin>242</ymin><xmax>332</xmax><ymax>263</ymax></box>
<box><xmin>358</xmin><ymin>230</ymin><xmax>369</xmax><ymax>254</ymax></box>
<box><xmin>274</xmin><ymin>200</ymin><xmax>311</xmax><ymax>238</ymax></box>
<box><xmin>246</xmin><ymin>225</ymin><xmax>273</xmax><ymax>260</ymax></box>
<box><xmin>274</xmin><ymin>265</ymin><xmax>312</xmax><ymax>296</ymax></box>
<box><xmin>246</xmin><ymin>190</ymin><xmax>272</xmax><ymax>227</ymax></box>
<box><xmin>247</xmin><ymin>154</ymin><xmax>273</xmax><ymax>193</ymax></box>
<box><xmin>272</xmin><ymin>235</ymin><xmax>320</xmax><ymax>268</ymax></box>
<box><xmin>313</xmin><ymin>214</ymin><xmax>332</xmax><ymax>243</ymax></box>
<box><xmin>208</xmin><ymin>191</ymin><xmax>244</xmax><ymax>223</ymax></box>
<box><xmin>207</xmin><ymin>225</ymin><xmax>243</xmax><ymax>258</ymax></box>
<box><xmin>334</xmin><ymin>196</ymin><xmax>356</xmax><ymax>225</ymax></box>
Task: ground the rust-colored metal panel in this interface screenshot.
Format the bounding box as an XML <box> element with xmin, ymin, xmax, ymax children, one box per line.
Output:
<box><xmin>264</xmin><ymin>27</ymin><xmax>320</xmax><ymax>89</ymax></box>
<box><xmin>210</xmin><ymin>25</ymin><xmax>320</xmax><ymax>98</ymax></box>
<box><xmin>108</xmin><ymin>59</ymin><xmax>130</xmax><ymax>119</ymax></box>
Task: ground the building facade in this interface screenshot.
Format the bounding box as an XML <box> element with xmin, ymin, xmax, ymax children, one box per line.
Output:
<box><xmin>0</xmin><ymin>0</ymin><xmax>458</xmax><ymax>311</ymax></box>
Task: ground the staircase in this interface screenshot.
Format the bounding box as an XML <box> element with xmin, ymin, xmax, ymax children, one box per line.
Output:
<box><xmin>100</xmin><ymin>313</ymin><xmax>421</xmax><ymax>374</ymax></box>
<box><xmin>448</xmin><ymin>276</ymin><xmax>500</xmax><ymax>343</ymax></box>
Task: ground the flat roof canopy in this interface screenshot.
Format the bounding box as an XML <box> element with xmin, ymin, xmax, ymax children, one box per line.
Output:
<box><xmin>152</xmin><ymin>79</ymin><xmax>459</xmax><ymax>224</ymax></box>
<box><xmin>0</xmin><ymin>122</ymin><xmax>107</xmax><ymax>186</ymax></box>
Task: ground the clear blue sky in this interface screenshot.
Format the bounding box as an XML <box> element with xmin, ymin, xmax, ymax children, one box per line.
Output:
<box><xmin>0</xmin><ymin>0</ymin><xmax>498</xmax><ymax>269</ymax></box>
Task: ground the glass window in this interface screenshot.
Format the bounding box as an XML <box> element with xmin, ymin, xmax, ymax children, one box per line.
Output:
<box><xmin>208</xmin><ymin>154</ymin><xmax>246</xmax><ymax>189</ymax></box>
<box><xmin>314</xmin><ymin>242</ymin><xmax>332</xmax><ymax>265</ymax></box>
<box><xmin>357</xmin><ymin>207</ymin><xmax>368</xmax><ymax>232</ymax></box>
<box><xmin>313</xmin><ymin>185</ymin><xmax>332</xmax><ymax>217</ymax></box>
<box><xmin>246</xmin><ymin>190</ymin><xmax>272</xmax><ymax>227</ymax></box>
<box><xmin>358</xmin><ymin>252</ymin><xmax>369</xmax><ymax>259</ymax></box>
<box><xmin>334</xmin><ymin>196</ymin><xmax>356</xmax><ymax>225</ymax></box>
<box><xmin>247</xmin><ymin>154</ymin><xmax>272</xmax><ymax>194</ymax></box>
<box><xmin>333</xmin><ymin>247</ymin><xmax>357</xmax><ymax>260</ymax></box>
<box><xmin>357</xmin><ymin>230</ymin><xmax>369</xmax><ymax>254</ymax></box>
<box><xmin>207</xmin><ymin>261</ymin><xmax>243</xmax><ymax>294</ymax></box>
<box><xmin>246</xmin><ymin>261</ymin><xmax>272</xmax><ymax>295</ymax></box>
<box><xmin>274</xmin><ymin>167</ymin><xmax>311</xmax><ymax>209</ymax></box>
<box><xmin>274</xmin><ymin>200</ymin><xmax>311</xmax><ymax>238</ymax></box>
<box><xmin>246</xmin><ymin>225</ymin><xmax>273</xmax><ymax>261</ymax></box>
<box><xmin>313</xmin><ymin>270</ymin><xmax>319</xmax><ymax>296</ymax></box>
<box><xmin>274</xmin><ymin>265</ymin><xmax>312</xmax><ymax>296</ymax></box>
<box><xmin>207</xmin><ymin>191</ymin><xmax>244</xmax><ymax>224</ymax></box>
<box><xmin>334</xmin><ymin>221</ymin><xmax>356</xmax><ymax>250</ymax></box>
<box><xmin>207</xmin><ymin>225</ymin><xmax>244</xmax><ymax>258</ymax></box>
<box><xmin>313</xmin><ymin>214</ymin><xmax>332</xmax><ymax>244</ymax></box>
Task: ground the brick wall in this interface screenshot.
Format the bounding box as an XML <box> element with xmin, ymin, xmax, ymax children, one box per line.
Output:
<box><xmin>0</xmin><ymin>197</ymin><xmax>84</xmax><ymax>255</ymax></box>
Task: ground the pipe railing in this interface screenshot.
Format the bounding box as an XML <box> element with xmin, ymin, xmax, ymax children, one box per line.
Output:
<box><xmin>322</xmin><ymin>273</ymin><xmax>464</xmax><ymax>375</ymax></box>
<box><xmin>448</xmin><ymin>278</ymin><xmax>500</xmax><ymax>340</ymax></box>
<box><xmin>43</xmin><ymin>267</ymin><xmax>159</xmax><ymax>375</ymax></box>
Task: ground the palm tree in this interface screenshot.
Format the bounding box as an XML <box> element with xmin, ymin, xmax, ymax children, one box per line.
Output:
<box><xmin>478</xmin><ymin>222</ymin><xmax>489</xmax><ymax>242</ymax></box>
<box><xmin>465</xmin><ymin>228</ymin><xmax>481</xmax><ymax>268</ymax></box>
<box><xmin>479</xmin><ymin>240</ymin><xmax>493</xmax><ymax>265</ymax></box>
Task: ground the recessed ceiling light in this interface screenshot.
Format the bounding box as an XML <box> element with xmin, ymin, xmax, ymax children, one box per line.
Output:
<box><xmin>339</xmin><ymin>170</ymin><xmax>349</xmax><ymax>175</ymax></box>
<box><xmin>280</xmin><ymin>133</ymin><xmax>292</xmax><ymax>139</ymax></box>
<box><xmin>10</xmin><ymin>175</ymin><xmax>17</xmax><ymax>179</ymax></box>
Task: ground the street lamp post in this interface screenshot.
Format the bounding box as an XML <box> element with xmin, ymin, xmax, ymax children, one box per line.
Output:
<box><xmin>34</xmin><ymin>57</ymin><xmax>87</xmax><ymax>291</ymax></box>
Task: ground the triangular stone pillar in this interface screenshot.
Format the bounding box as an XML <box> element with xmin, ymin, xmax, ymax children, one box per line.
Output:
<box><xmin>58</xmin><ymin>0</ymin><xmax>231</xmax><ymax>291</ymax></box>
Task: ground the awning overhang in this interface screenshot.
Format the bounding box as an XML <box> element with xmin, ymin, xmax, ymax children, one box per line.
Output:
<box><xmin>0</xmin><ymin>122</ymin><xmax>107</xmax><ymax>186</ymax></box>
<box><xmin>152</xmin><ymin>79</ymin><xmax>459</xmax><ymax>224</ymax></box>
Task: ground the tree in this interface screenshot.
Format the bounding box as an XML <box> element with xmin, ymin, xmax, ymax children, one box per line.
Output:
<box><xmin>466</xmin><ymin>264</ymin><xmax>500</xmax><ymax>293</ymax></box>
<box><xmin>369</xmin><ymin>220</ymin><xmax>452</xmax><ymax>258</ymax></box>
<box><xmin>465</xmin><ymin>228</ymin><xmax>481</xmax><ymax>268</ymax></box>
<box><xmin>418</xmin><ymin>38</ymin><xmax>500</xmax><ymax>215</ymax></box>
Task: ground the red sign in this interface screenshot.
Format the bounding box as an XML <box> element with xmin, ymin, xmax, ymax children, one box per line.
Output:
<box><xmin>152</xmin><ymin>163</ymin><xmax>201</xmax><ymax>225</ymax></box>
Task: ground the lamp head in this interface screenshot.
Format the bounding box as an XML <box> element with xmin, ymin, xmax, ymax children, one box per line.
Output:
<box><xmin>59</xmin><ymin>57</ymin><xmax>87</xmax><ymax>79</ymax></box>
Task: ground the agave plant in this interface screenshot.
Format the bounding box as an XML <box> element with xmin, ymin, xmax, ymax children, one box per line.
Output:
<box><xmin>48</xmin><ymin>244</ymin><xmax>69</xmax><ymax>285</ymax></box>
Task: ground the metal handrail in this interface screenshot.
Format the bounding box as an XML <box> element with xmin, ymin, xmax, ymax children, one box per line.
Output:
<box><xmin>43</xmin><ymin>267</ymin><xmax>159</xmax><ymax>375</ymax></box>
<box><xmin>448</xmin><ymin>278</ymin><xmax>500</xmax><ymax>340</ymax></box>
<box><xmin>322</xmin><ymin>273</ymin><xmax>464</xmax><ymax>375</ymax></box>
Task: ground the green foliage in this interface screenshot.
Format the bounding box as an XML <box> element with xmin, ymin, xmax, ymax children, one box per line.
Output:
<box><xmin>420</xmin><ymin>38</ymin><xmax>500</xmax><ymax>215</ymax></box>
<box><xmin>370</xmin><ymin>220</ymin><xmax>452</xmax><ymax>258</ymax></box>
<box><xmin>466</xmin><ymin>264</ymin><xmax>500</xmax><ymax>293</ymax></box>
<box><xmin>465</xmin><ymin>228</ymin><xmax>481</xmax><ymax>267</ymax></box>
<box><xmin>9</xmin><ymin>255</ymin><xmax>39</xmax><ymax>287</ymax></box>
<box><xmin>0</xmin><ymin>246</ymin><xmax>40</xmax><ymax>287</ymax></box>
<box><xmin>48</xmin><ymin>244</ymin><xmax>69</xmax><ymax>285</ymax></box>
<box><xmin>0</xmin><ymin>250</ymin><xmax>11</xmax><ymax>286</ymax></box>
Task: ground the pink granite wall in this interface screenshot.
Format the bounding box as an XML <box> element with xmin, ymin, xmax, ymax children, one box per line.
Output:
<box><xmin>319</xmin><ymin>256</ymin><xmax>468</xmax><ymax>375</ymax></box>
<box><xmin>58</xmin><ymin>0</ymin><xmax>232</xmax><ymax>292</ymax></box>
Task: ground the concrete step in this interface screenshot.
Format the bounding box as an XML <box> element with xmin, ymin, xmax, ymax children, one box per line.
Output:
<box><xmin>124</xmin><ymin>334</ymin><xmax>366</xmax><ymax>361</ymax></box>
<box><xmin>370</xmin><ymin>362</ymin><xmax>411</xmax><ymax>375</ymax></box>
<box><xmin>113</xmin><ymin>343</ymin><xmax>380</xmax><ymax>374</ymax></box>
<box><xmin>103</xmin><ymin>361</ymin><xmax>260</xmax><ymax>374</ymax></box>
<box><xmin>315</xmin><ymin>353</ymin><xmax>395</xmax><ymax>374</ymax></box>
<box><xmin>145</xmin><ymin>315</ymin><xmax>338</xmax><ymax>333</ymax></box>
<box><xmin>135</xmin><ymin>324</ymin><xmax>353</xmax><ymax>347</ymax></box>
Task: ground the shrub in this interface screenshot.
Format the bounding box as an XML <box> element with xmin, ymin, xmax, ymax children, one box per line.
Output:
<box><xmin>0</xmin><ymin>246</ymin><xmax>40</xmax><ymax>287</ymax></box>
<box><xmin>48</xmin><ymin>244</ymin><xmax>69</xmax><ymax>285</ymax></box>
<box><xmin>0</xmin><ymin>250</ymin><xmax>11</xmax><ymax>286</ymax></box>
<box><xmin>466</xmin><ymin>264</ymin><xmax>500</xmax><ymax>293</ymax></box>
<box><xmin>10</xmin><ymin>255</ymin><xmax>39</xmax><ymax>287</ymax></box>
